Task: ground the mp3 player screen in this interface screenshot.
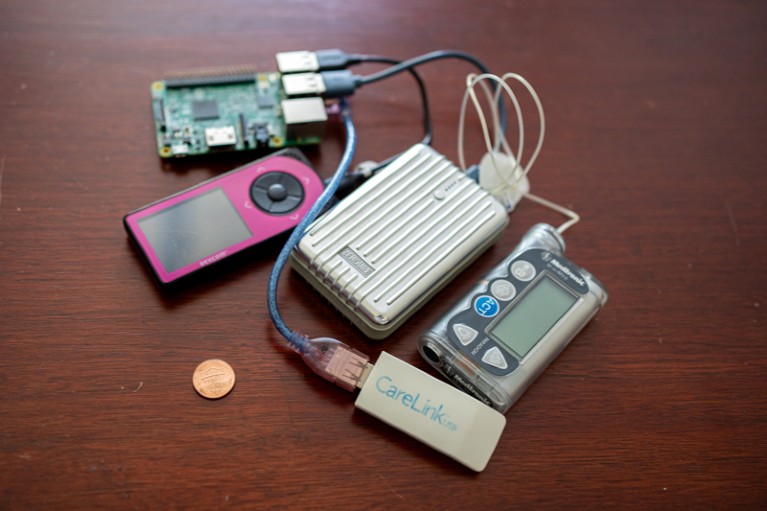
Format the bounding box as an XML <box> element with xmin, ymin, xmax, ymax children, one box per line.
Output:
<box><xmin>137</xmin><ymin>187</ymin><xmax>252</xmax><ymax>273</ymax></box>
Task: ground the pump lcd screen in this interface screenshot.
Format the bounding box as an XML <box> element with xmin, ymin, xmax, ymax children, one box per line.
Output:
<box><xmin>490</xmin><ymin>276</ymin><xmax>578</xmax><ymax>359</ymax></box>
<box><xmin>137</xmin><ymin>187</ymin><xmax>252</xmax><ymax>273</ymax></box>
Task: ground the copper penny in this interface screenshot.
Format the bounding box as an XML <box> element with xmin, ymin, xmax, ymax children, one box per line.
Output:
<box><xmin>193</xmin><ymin>359</ymin><xmax>236</xmax><ymax>399</ymax></box>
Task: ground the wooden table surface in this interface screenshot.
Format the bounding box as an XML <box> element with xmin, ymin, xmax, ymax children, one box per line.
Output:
<box><xmin>1</xmin><ymin>1</ymin><xmax>765</xmax><ymax>509</ymax></box>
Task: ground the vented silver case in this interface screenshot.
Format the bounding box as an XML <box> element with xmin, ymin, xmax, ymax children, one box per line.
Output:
<box><xmin>290</xmin><ymin>144</ymin><xmax>509</xmax><ymax>339</ymax></box>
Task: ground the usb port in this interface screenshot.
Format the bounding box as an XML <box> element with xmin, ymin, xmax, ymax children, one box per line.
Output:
<box><xmin>281</xmin><ymin>73</ymin><xmax>326</xmax><ymax>97</ymax></box>
<box><xmin>282</xmin><ymin>98</ymin><xmax>327</xmax><ymax>139</ymax></box>
<box><xmin>276</xmin><ymin>51</ymin><xmax>320</xmax><ymax>74</ymax></box>
<box><xmin>282</xmin><ymin>71</ymin><xmax>357</xmax><ymax>98</ymax></box>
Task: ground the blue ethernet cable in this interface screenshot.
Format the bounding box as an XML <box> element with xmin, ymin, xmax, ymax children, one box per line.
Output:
<box><xmin>267</xmin><ymin>98</ymin><xmax>372</xmax><ymax>391</ymax></box>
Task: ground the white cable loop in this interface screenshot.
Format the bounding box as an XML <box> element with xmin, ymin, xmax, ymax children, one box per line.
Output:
<box><xmin>457</xmin><ymin>72</ymin><xmax>579</xmax><ymax>233</ymax></box>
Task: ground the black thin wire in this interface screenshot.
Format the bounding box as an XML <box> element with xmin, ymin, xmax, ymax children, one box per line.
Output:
<box><xmin>356</xmin><ymin>55</ymin><xmax>432</xmax><ymax>146</ymax></box>
<box><xmin>356</xmin><ymin>50</ymin><xmax>493</xmax><ymax>87</ymax></box>
<box><xmin>330</xmin><ymin>50</ymin><xmax>502</xmax><ymax>193</ymax></box>
<box><xmin>357</xmin><ymin>49</ymin><xmax>505</xmax><ymax>136</ymax></box>
<box><xmin>325</xmin><ymin>54</ymin><xmax>433</xmax><ymax>195</ymax></box>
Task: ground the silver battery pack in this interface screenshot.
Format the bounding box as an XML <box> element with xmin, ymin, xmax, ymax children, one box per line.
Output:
<box><xmin>290</xmin><ymin>144</ymin><xmax>509</xmax><ymax>339</ymax></box>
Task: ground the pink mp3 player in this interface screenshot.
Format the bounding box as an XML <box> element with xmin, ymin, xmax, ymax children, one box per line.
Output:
<box><xmin>124</xmin><ymin>149</ymin><xmax>324</xmax><ymax>285</ymax></box>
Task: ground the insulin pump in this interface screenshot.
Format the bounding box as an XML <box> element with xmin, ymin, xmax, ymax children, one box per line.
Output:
<box><xmin>418</xmin><ymin>223</ymin><xmax>608</xmax><ymax>413</ymax></box>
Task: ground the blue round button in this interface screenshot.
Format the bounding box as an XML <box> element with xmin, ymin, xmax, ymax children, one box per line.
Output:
<box><xmin>474</xmin><ymin>295</ymin><xmax>499</xmax><ymax>317</ymax></box>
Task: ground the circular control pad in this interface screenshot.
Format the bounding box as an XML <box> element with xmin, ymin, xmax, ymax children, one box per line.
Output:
<box><xmin>250</xmin><ymin>172</ymin><xmax>305</xmax><ymax>214</ymax></box>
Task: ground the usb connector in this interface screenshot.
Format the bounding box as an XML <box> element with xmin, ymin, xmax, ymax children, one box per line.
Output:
<box><xmin>281</xmin><ymin>71</ymin><xmax>358</xmax><ymax>98</ymax></box>
<box><xmin>355</xmin><ymin>360</ymin><xmax>374</xmax><ymax>389</ymax></box>
<box><xmin>300</xmin><ymin>337</ymin><xmax>371</xmax><ymax>391</ymax></box>
<box><xmin>299</xmin><ymin>340</ymin><xmax>507</xmax><ymax>470</ymax></box>
<box><xmin>276</xmin><ymin>51</ymin><xmax>319</xmax><ymax>74</ymax></box>
<box><xmin>355</xmin><ymin>352</ymin><xmax>507</xmax><ymax>472</ymax></box>
<box><xmin>276</xmin><ymin>49</ymin><xmax>362</xmax><ymax>74</ymax></box>
<box><xmin>324</xmin><ymin>345</ymin><xmax>371</xmax><ymax>391</ymax></box>
<box><xmin>277</xmin><ymin>49</ymin><xmax>361</xmax><ymax>98</ymax></box>
<box><xmin>282</xmin><ymin>73</ymin><xmax>326</xmax><ymax>96</ymax></box>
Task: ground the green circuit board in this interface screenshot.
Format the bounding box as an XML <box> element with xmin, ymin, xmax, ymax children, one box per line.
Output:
<box><xmin>151</xmin><ymin>66</ymin><xmax>324</xmax><ymax>158</ymax></box>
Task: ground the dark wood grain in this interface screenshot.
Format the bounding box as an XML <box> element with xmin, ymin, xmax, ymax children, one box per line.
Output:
<box><xmin>1</xmin><ymin>0</ymin><xmax>766</xmax><ymax>508</ymax></box>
